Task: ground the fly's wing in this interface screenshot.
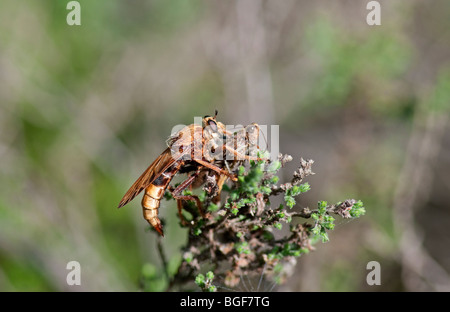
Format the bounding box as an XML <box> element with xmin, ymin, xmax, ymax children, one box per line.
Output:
<box><xmin>118</xmin><ymin>148</ymin><xmax>175</xmax><ymax>208</ymax></box>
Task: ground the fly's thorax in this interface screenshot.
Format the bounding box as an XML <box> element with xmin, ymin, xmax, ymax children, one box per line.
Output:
<box><xmin>202</xmin><ymin>135</ymin><xmax>225</xmax><ymax>161</ymax></box>
<box><xmin>169</xmin><ymin>124</ymin><xmax>203</xmax><ymax>160</ymax></box>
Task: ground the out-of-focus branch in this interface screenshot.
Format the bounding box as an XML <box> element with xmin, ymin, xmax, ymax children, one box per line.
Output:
<box><xmin>235</xmin><ymin>0</ymin><xmax>274</xmax><ymax>125</ymax></box>
<box><xmin>393</xmin><ymin>110</ymin><xmax>450</xmax><ymax>291</ymax></box>
<box><xmin>203</xmin><ymin>0</ymin><xmax>280</xmax><ymax>125</ymax></box>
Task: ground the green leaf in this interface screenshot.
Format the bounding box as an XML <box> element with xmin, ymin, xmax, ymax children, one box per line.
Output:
<box><xmin>287</xmin><ymin>183</ymin><xmax>310</xmax><ymax>197</ymax></box>
<box><xmin>241</xmin><ymin>197</ymin><xmax>256</xmax><ymax>205</ymax></box>
<box><xmin>322</xmin><ymin>220</ymin><xmax>335</xmax><ymax>230</ymax></box>
<box><xmin>230</xmin><ymin>191</ymin><xmax>239</xmax><ymax>201</ymax></box>
<box><xmin>318</xmin><ymin>201</ymin><xmax>327</xmax><ymax>214</ymax></box>
<box><xmin>274</xmin><ymin>222</ymin><xmax>282</xmax><ymax>230</ymax></box>
<box><xmin>300</xmin><ymin>247</ymin><xmax>310</xmax><ymax>254</ymax></box>
<box><xmin>320</xmin><ymin>230</ymin><xmax>329</xmax><ymax>243</ymax></box>
<box><xmin>311</xmin><ymin>225</ymin><xmax>321</xmax><ymax>236</ymax></box>
<box><xmin>298</xmin><ymin>183</ymin><xmax>311</xmax><ymax>194</ymax></box>
<box><xmin>262</xmin><ymin>231</ymin><xmax>274</xmax><ymax>241</ymax></box>
<box><xmin>235</xmin><ymin>241</ymin><xmax>250</xmax><ymax>254</ymax></box>
<box><xmin>195</xmin><ymin>274</ymin><xmax>205</xmax><ymax>287</ymax></box>
<box><xmin>350</xmin><ymin>200</ymin><xmax>366</xmax><ymax>218</ymax></box>
<box><xmin>183</xmin><ymin>252</ymin><xmax>193</xmax><ymax>263</ymax></box>
<box><xmin>270</xmin><ymin>176</ymin><xmax>279</xmax><ymax>185</ymax></box>
<box><xmin>163</xmin><ymin>191</ymin><xmax>173</xmax><ymax>201</ymax></box>
<box><xmin>285</xmin><ymin>195</ymin><xmax>296</xmax><ymax>209</ymax></box>
<box><xmin>267</xmin><ymin>161</ymin><xmax>281</xmax><ymax>172</ymax></box>
<box><xmin>198</xmin><ymin>191</ymin><xmax>207</xmax><ymax>202</ymax></box>
<box><xmin>206</xmin><ymin>271</ymin><xmax>214</xmax><ymax>280</ymax></box>
<box><xmin>208</xmin><ymin>203</ymin><xmax>219</xmax><ymax>212</ymax></box>
<box><xmin>292</xmin><ymin>250</ymin><xmax>301</xmax><ymax>257</ymax></box>
<box><xmin>261</xmin><ymin>186</ymin><xmax>272</xmax><ymax>194</ymax></box>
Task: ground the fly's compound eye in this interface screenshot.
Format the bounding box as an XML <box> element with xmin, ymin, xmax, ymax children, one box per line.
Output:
<box><xmin>208</xmin><ymin>119</ymin><xmax>218</xmax><ymax>132</ymax></box>
<box><xmin>246</xmin><ymin>125</ymin><xmax>256</xmax><ymax>134</ymax></box>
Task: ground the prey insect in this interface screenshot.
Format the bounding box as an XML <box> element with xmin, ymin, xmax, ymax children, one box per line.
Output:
<box><xmin>197</xmin><ymin>122</ymin><xmax>266</xmax><ymax>205</ymax></box>
<box><xmin>118</xmin><ymin>112</ymin><xmax>265</xmax><ymax>236</ymax></box>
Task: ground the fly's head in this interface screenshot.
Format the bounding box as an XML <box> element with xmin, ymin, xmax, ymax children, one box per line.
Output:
<box><xmin>202</xmin><ymin>112</ymin><xmax>227</xmax><ymax>161</ymax></box>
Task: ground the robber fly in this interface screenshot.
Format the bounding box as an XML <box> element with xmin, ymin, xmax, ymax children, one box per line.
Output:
<box><xmin>118</xmin><ymin>112</ymin><xmax>265</xmax><ymax>236</ymax></box>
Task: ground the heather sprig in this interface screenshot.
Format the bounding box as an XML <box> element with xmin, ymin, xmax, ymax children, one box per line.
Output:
<box><xmin>157</xmin><ymin>153</ymin><xmax>365</xmax><ymax>291</ymax></box>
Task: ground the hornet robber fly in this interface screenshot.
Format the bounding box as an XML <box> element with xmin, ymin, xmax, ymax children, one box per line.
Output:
<box><xmin>118</xmin><ymin>111</ymin><xmax>265</xmax><ymax>236</ymax></box>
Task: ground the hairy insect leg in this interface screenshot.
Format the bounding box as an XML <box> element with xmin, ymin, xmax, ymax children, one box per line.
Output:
<box><xmin>176</xmin><ymin>199</ymin><xmax>190</xmax><ymax>226</ymax></box>
<box><xmin>223</xmin><ymin>144</ymin><xmax>267</xmax><ymax>162</ymax></box>
<box><xmin>171</xmin><ymin>170</ymin><xmax>207</xmax><ymax>219</ymax></box>
<box><xmin>212</xmin><ymin>174</ymin><xmax>228</xmax><ymax>204</ymax></box>
<box><xmin>194</xmin><ymin>159</ymin><xmax>238</xmax><ymax>181</ymax></box>
<box><xmin>166</xmin><ymin>185</ymin><xmax>190</xmax><ymax>225</ymax></box>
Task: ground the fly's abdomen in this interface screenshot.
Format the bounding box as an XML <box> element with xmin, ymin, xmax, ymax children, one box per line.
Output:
<box><xmin>142</xmin><ymin>161</ymin><xmax>182</xmax><ymax>236</ymax></box>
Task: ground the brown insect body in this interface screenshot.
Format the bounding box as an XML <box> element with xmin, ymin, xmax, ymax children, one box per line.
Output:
<box><xmin>118</xmin><ymin>115</ymin><xmax>232</xmax><ymax>236</ymax></box>
<box><xmin>141</xmin><ymin>157</ymin><xmax>183</xmax><ymax>236</ymax></box>
<box><xmin>118</xmin><ymin>113</ymin><xmax>266</xmax><ymax>237</ymax></box>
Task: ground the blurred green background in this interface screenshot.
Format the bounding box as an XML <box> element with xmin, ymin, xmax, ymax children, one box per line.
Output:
<box><xmin>1</xmin><ymin>0</ymin><xmax>450</xmax><ymax>291</ymax></box>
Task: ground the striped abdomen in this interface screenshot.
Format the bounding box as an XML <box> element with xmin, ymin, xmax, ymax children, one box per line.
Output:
<box><xmin>142</xmin><ymin>161</ymin><xmax>182</xmax><ymax>236</ymax></box>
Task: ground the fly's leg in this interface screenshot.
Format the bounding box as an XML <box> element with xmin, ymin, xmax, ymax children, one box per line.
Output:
<box><xmin>167</xmin><ymin>185</ymin><xmax>190</xmax><ymax>226</ymax></box>
<box><xmin>176</xmin><ymin>199</ymin><xmax>190</xmax><ymax>226</ymax></box>
<box><xmin>194</xmin><ymin>159</ymin><xmax>238</xmax><ymax>181</ymax></box>
<box><xmin>223</xmin><ymin>144</ymin><xmax>268</xmax><ymax>162</ymax></box>
<box><xmin>171</xmin><ymin>169</ymin><xmax>207</xmax><ymax>220</ymax></box>
<box><xmin>212</xmin><ymin>173</ymin><xmax>228</xmax><ymax>204</ymax></box>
